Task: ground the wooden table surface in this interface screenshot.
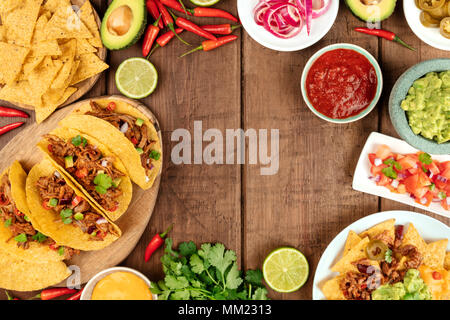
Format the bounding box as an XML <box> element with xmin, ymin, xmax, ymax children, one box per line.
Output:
<box><xmin>0</xmin><ymin>0</ymin><xmax>449</xmax><ymax>300</ymax></box>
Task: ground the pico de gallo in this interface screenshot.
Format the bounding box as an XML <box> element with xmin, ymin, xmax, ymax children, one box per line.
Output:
<box><xmin>368</xmin><ymin>145</ymin><xmax>450</xmax><ymax>210</ymax></box>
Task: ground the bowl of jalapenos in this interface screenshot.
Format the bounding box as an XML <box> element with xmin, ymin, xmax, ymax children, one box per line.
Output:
<box><xmin>404</xmin><ymin>0</ymin><xmax>450</xmax><ymax>51</ymax></box>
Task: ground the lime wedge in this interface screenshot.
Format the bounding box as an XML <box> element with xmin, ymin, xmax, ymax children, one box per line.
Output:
<box><xmin>262</xmin><ymin>247</ymin><xmax>309</xmax><ymax>293</ymax></box>
<box><xmin>115</xmin><ymin>58</ymin><xmax>158</xmax><ymax>99</ymax></box>
<box><xmin>190</xmin><ymin>0</ymin><xmax>220</xmax><ymax>7</ymax></box>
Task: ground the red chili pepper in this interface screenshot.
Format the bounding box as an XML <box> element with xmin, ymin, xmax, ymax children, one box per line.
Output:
<box><xmin>180</xmin><ymin>35</ymin><xmax>238</xmax><ymax>57</ymax></box>
<box><xmin>66</xmin><ymin>289</ymin><xmax>83</xmax><ymax>300</ymax></box>
<box><xmin>155</xmin><ymin>0</ymin><xmax>189</xmax><ymax>45</ymax></box>
<box><xmin>160</xmin><ymin>0</ymin><xmax>238</xmax><ymax>22</ymax></box>
<box><xmin>106</xmin><ymin>102</ymin><xmax>116</xmax><ymax>111</ymax></box>
<box><xmin>0</xmin><ymin>122</ymin><xmax>24</xmax><ymax>136</ymax></box>
<box><xmin>5</xmin><ymin>291</ymin><xmax>19</xmax><ymax>300</ymax></box>
<box><xmin>354</xmin><ymin>27</ymin><xmax>416</xmax><ymax>51</ymax></box>
<box><xmin>148</xmin><ymin>28</ymin><xmax>184</xmax><ymax>57</ymax></box>
<box><xmin>169</xmin><ymin>11</ymin><xmax>216</xmax><ymax>40</ymax></box>
<box><xmin>0</xmin><ymin>106</ymin><xmax>29</xmax><ymax>118</ymax></box>
<box><xmin>144</xmin><ymin>224</ymin><xmax>173</xmax><ymax>262</ymax></box>
<box><xmin>32</xmin><ymin>288</ymin><xmax>77</xmax><ymax>300</ymax></box>
<box><xmin>146</xmin><ymin>0</ymin><xmax>164</xmax><ymax>29</ymax></box>
<box><xmin>201</xmin><ymin>24</ymin><xmax>241</xmax><ymax>35</ymax></box>
<box><xmin>143</xmin><ymin>15</ymin><xmax>162</xmax><ymax>57</ymax></box>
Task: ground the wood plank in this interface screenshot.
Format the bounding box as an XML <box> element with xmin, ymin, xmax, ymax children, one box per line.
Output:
<box><xmin>242</xmin><ymin>7</ymin><xmax>380</xmax><ymax>300</ymax></box>
<box><xmin>380</xmin><ymin>2</ymin><xmax>450</xmax><ymax>225</ymax></box>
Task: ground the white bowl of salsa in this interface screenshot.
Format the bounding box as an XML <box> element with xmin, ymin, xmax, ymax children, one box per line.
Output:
<box><xmin>301</xmin><ymin>43</ymin><xmax>383</xmax><ymax>124</ymax></box>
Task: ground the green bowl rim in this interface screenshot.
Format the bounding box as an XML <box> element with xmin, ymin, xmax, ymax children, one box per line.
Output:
<box><xmin>388</xmin><ymin>58</ymin><xmax>450</xmax><ymax>155</ymax></box>
<box><xmin>300</xmin><ymin>43</ymin><xmax>383</xmax><ymax>124</ymax></box>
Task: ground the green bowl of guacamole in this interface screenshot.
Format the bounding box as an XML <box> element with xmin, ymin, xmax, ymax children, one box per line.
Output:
<box><xmin>389</xmin><ymin>59</ymin><xmax>450</xmax><ymax>155</ymax></box>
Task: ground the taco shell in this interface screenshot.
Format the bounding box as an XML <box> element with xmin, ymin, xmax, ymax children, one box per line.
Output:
<box><xmin>59</xmin><ymin>98</ymin><xmax>162</xmax><ymax>190</ymax></box>
<box><xmin>0</xmin><ymin>161</ymin><xmax>63</xmax><ymax>263</ymax></box>
<box><xmin>37</xmin><ymin>127</ymin><xmax>132</xmax><ymax>221</ymax></box>
<box><xmin>26</xmin><ymin>159</ymin><xmax>122</xmax><ymax>251</ymax></box>
<box><xmin>0</xmin><ymin>248</ymin><xmax>70</xmax><ymax>291</ymax></box>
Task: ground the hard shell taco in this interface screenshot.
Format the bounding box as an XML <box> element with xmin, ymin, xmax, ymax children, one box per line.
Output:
<box><xmin>26</xmin><ymin>159</ymin><xmax>122</xmax><ymax>251</ymax></box>
<box><xmin>0</xmin><ymin>161</ymin><xmax>75</xmax><ymax>262</ymax></box>
<box><xmin>58</xmin><ymin>99</ymin><xmax>162</xmax><ymax>190</ymax></box>
<box><xmin>37</xmin><ymin>127</ymin><xmax>133</xmax><ymax>221</ymax></box>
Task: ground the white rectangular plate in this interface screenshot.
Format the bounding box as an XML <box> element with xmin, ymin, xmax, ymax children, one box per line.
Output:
<box><xmin>353</xmin><ymin>132</ymin><xmax>450</xmax><ymax>219</ymax></box>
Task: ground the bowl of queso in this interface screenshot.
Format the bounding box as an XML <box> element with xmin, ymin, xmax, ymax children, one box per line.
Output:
<box><xmin>80</xmin><ymin>267</ymin><xmax>157</xmax><ymax>300</ymax></box>
<box><xmin>301</xmin><ymin>44</ymin><xmax>383</xmax><ymax>124</ymax></box>
<box><xmin>389</xmin><ymin>58</ymin><xmax>450</xmax><ymax>155</ymax></box>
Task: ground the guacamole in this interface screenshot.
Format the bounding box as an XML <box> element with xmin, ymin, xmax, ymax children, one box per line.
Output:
<box><xmin>401</xmin><ymin>71</ymin><xmax>450</xmax><ymax>144</ymax></box>
<box><xmin>372</xmin><ymin>269</ymin><xmax>432</xmax><ymax>300</ymax></box>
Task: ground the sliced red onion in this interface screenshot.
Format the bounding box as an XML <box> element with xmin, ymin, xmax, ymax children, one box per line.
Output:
<box><xmin>398</xmin><ymin>173</ymin><xmax>407</xmax><ymax>179</ymax></box>
<box><xmin>420</xmin><ymin>197</ymin><xmax>427</xmax><ymax>205</ymax></box>
<box><xmin>263</xmin><ymin>4</ymin><xmax>303</xmax><ymax>39</ymax></box>
<box><xmin>427</xmin><ymin>171</ymin><xmax>434</xmax><ymax>179</ymax></box>
<box><xmin>101</xmin><ymin>160</ymin><xmax>108</xmax><ymax>167</ymax></box>
<box><xmin>312</xmin><ymin>0</ymin><xmax>330</xmax><ymax>18</ymax></box>
<box><xmin>54</xmin><ymin>171</ymin><xmax>61</xmax><ymax>178</ymax></box>
<box><xmin>432</xmin><ymin>198</ymin><xmax>442</xmax><ymax>203</ymax></box>
<box><xmin>391</xmin><ymin>180</ymin><xmax>399</xmax><ymax>188</ymax></box>
<box><xmin>374</xmin><ymin>175</ymin><xmax>381</xmax><ymax>183</ymax></box>
<box><xmin>436</xmin><ymin>175</ymin><xmax>448</xmax><ymax>183</ymax></box>
<box><xmin>447</xmin><ymin>197</ymin><xmax>450</xmax><ymax>205</ymax></box>
<box><xmin>303</xmin><ymin>0</ymin><xmax>312</xmax><ymax>35</ymax></box>
<box><xmin>120</xmin><ymin>122</ymin><xmax>129</xmax><ymax>133</ymax></box>
<box><xmin>96</xmin><ymin>218</ymin><xmax>108</xmax><ymax>225</ymax></box>
<box><xmin>374</xmin><ymin>158</ymin><xmax>382</xmax><ymax>167</ymax></box>
<box><xmin>145</xmin><ymin>176</ymin><xmax>150</xmax><ymax>183</ymax></box>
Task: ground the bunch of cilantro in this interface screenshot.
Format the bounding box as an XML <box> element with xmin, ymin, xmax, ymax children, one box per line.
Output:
<box><xmin>150</xmin><ymin>238</ymin><xmax>269</xmax><ymax>300</ymax></box>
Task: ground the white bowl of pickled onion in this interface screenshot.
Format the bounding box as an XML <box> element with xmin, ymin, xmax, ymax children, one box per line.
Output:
<box><xmin>237</xmin><ymin>0</ymin><xmax>339</xmax><ymax>52</ymax></box>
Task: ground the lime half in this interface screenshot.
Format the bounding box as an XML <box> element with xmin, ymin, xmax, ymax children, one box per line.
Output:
<box><xmin>262</xmin><ymin>247</ymin><xmax>309</xmax><ymax>293</ymax></box>
<box><xmin>190</xmin><ymin>0</ymin><xmax>220</xmax><ymax>7</ymax></box>
<box><xmin>115</xmin><ymin>58</ymin><xmax>158</xmax><ymax>99</ymax></box>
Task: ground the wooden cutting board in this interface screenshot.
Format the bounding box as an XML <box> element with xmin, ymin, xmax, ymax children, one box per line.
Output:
<box><xmin>0</xmin><ymin>95</ymin><xmax>162</xmax><ymax>285</ymax></box>
<box><xmin>1</xmin><ymin>0</ymin><xmax>107</xmax><ymax>111</ymax></box>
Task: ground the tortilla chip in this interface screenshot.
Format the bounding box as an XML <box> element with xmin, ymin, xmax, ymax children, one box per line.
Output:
<box><xmin>0</xmin><ymin>42</ymin><xmax>30</xmax><ymax>85</ymax></box>
<box><xmin>26</xmin><ymin>159</ymin><xmax>121</xmax><ymax>251</ymax></box>
<box><xmin>37</xmin><ymin>127</ymin><xmax>133</xmax><ymax>221</ymax></box>
<box><xmin>45</xmin><ymin>5</ymin><xmax>93</xmax><ymax>40</ymax></box>
<box><xmin>70</xmin><ymin>53</ymin><xmax>108</xmax><ymax>85</ymax></box>
<box><xmin>359</xmin><ymin>219</ymin><xmax>395</xmax><ymax>242</ymax></box>
<box><xmin>76</xmin><ymin>38</ymin><xmax>97</xmax><ymax>56</ymax></box>
<box><xmin>331</xmin><ymin>237</ymin><xmax>370</xmax><ymax>273</ymax></box>
<box><xmin>0</xmin><ymin>0</ymin><xmax>25</xmax><ymax>15</ymax></box>
<box><xmin>0</xmin><ymin>26</ymin><xmax>5</xmax><ymax>42</ymax></box>
<box><xmin>42</xmin><ymin>0</ymin><xmax>71</xmax><ymax>14</ymax></box>
<box><xmin>0</xmin><ymin>249</ymin><xmax>70</xmax><ymax>292</ymax></box>
<box><xmin>322</xmin><ymin>276</ymin><xmax>346</xmax><ymax>300</ymax></box>
<box><xmin>31</xmin><ymin>15</ymin><xmax>62</xmax><ymax>57</ymax></box>
<box><xmin>51</xmin><ymin>39</ymin><xmax>77</xmax><ymax>89</ymax></box>
<box><xmin>402</xmin><ymin>223</ymin><xmax>427</xmax><ymax>257</ymax></box>
<box><xmin>36</xmin><ymin>86</ymin><xmax>77</xmax><ymax>123</ymax></box>
<box><xmin>424</xmin><ymin>240</ymin><xmax>448</xmax><ymax>269</ymax></box>
<box><xmin>344</xmin><ymin>231</ymin><xmax>361</xmax><ymax>256</ymax></box>
<box><xmin>27</xmin><ymin>56</ymin><xmax>62</xmax><ymax>99</ymax></box>
<box><xmin>78</xmin><ymin>0</ymin><xmax>102</xmax><ymax>48</ymax></box>
<box><xmin>0</xmin><ymin>81</ymin><xmax>42</xmax><ymax>108</ymax></box>
<box><xmin>445</xmin><ymin>252</ymin><xmax>450</xmax><ymax>270</ymax></box>
<box><xmin>3</xmin><ymin>0</ymin><xmax>42</xmax><ymax>47</ymax></box>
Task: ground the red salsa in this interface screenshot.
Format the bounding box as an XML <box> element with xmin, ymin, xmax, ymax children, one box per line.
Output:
<box><xmin>306</xmin><ymin>49</ymin><xmax>378</xmax><ymax>119</ymax></box>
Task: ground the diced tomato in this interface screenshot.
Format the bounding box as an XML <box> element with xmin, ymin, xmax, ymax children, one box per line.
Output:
<box><xmin>426</xmin><ymin>161</ymin><xmax>440</xmax><ymax>175</ymax></box>
<box><xmin>408</xmin><ymin>167</ymin><xmax>419</xmax><ymax>175</ymax></box>
<box><xmin>404</xmin><ymin>175</ymin><xmax>418</xmax><ymax>193</ymax></box>
<box><xmin>49</xmin><ymin>244</ymin><xmax>58</xmax><ymax>251</ymax></box>
<box><xmin>375</xmin><ymin>145</ymin><xmax>392</xmax><ymax>160</ymax></box>
<box><xmin>441</xmin><ymin>168</ymin><xmax>450</xmax><ymax>180</ymax></box>
<box><xmin>398</xmin><ymin>156</ymin><xmax>418</xmax><ymax>171</ymax></box>
<box><xmin>109</xmin><ymin>205</ymin><xmax>118</xmax><ymax>212</ymax></box>
<box><xmin>397</xmin><ymin>184</ymin><xmax>406</xmax><ymax>194</ymax></box>
<box><xmin>441</xmin><ymin>199</ymin><xmax>449</xmax><ymax>210</ymax></box>
<box><xmin>368</xmin><ymin>153</ymin><xmax>377</xmax><ymax>165</ymax></box>
<box><xmin>439</xmin><ymin>161</ymin><xmax>450</xmax><ymax>172</ymax></box>
<box><xmin>71</xmin><ymin>196</ymin><xmax>83</xmax><ymax>207</ymax></box>
<box><xmin>418</xmin><ymin>171</ymin><xmax>431</xmax><ymax>187</ymax></box>
<box><xmin>377</xmin><ymin>175</ymin><xmax>392</xmax><ymax>187</ymax></box>
<box><xmin>415</xmin><ymin>191</ymin><xmax>433</xmax><ymax>207</ymax></box>
<box><xmin>13</xmin><ymin>208</ymin><xmax>24</xmax><ymax>217</ymax></box>
<box><xmin>47</xmin><ymin>144</ymin><xmax>53</xmax><ymax>153</ymax></box>
<box><xmin>131</xmin><ymin>137</ymin><xmax>139</xmax><ymax>145</ymax></box>
<box><xmin>75</xmin><ymin>168</ymin><xmax>88</xmax><ymax>179</ymax></box>
<box><xmin>106</xmin><ymin>102</ymin><xmax>116</xmax><ymax>111</ymax></box>
<box><xmin>42</xmin><ymin>200</ymin><xmax>52</xmax><ymax>210</ymax></box>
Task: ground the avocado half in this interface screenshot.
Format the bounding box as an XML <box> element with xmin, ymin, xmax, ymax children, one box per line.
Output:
<box><xmin>345</xmin><ymin>0</ymin><xmax>397</xmax><ymax>22</ymax></box>
<box><xmin>101</xmin><ymin>0</ymin><xmax>147</xmax><ymax>50</ymax></box>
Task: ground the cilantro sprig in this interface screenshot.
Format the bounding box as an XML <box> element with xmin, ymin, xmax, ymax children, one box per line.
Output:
<box><xmin>151</xmin><ymin>238</ymin><xmax>269</xmax><ymax>300</ymax></box>
<box><xmin>94</xmin><ymin>173</ymin><xmax>113</xmax><ymax>195</ymax></box>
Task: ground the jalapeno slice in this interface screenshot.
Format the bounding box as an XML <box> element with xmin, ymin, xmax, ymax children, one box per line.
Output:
<box><xmin>440</xmin><ymin>17</ymin><xmax>450</xmax><ymax>38</ymax></box>
<box><xmin>365</xmin><ymin>240</ymin><xmax>389</xmax><ymax>261</ymax></box>
<box><xmin>418</xmin><ymin>0</ymin><xmax>446</xmax><ymax>11</ymax></box>
<box><xmin>420</xmin><ymin>11</ymin><xmax>441</xmax><ymax>27</ymax></box>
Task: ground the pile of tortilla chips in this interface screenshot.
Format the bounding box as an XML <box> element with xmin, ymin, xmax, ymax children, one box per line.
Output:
<box><xmin>0</xmin><ymin>0</ymin><xmax>108</xmax><ymax>123</ymax></box>
<box><xmin>322</xmin><ymin>219</ymin><xmax>450</xmax><ymax>300</ymax></box>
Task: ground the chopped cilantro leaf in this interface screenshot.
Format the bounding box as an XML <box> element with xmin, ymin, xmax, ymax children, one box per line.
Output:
<box><xmin>4</xmin><ymin>218</ymin><xmax>12</xmax><ymax>228</ymax></box>
<box><xmin>32</xmin><ymin>232</ymin><xmax>47</xmax><ymax>243</ymax></box>
<box><xmin>419</xmin><ymin>153</ymin><xmax>432</xmax><ymax>165</ymax></box>
<box><xmin>149</xmin><ymin>150</ymin><xmax>161</xmax><ymax>161</ymax></box>
<box><xmin>382</xmin><ymin>166</ymin><xmax>398</xmax><ymax>179</ymax></box>
<box><xmin>58</xmin><ymin>246</ymin><xmax>65</xmax><ymax>256</ymax></box>
<box><xmin>14</xmin><ymin>233</ymin><xmax>27</xmax><ymax>243</ymax></box>
<box><xmin>94</xmin><ymin>173</ymin><xmax>112</xmax><ymax>195</ymax></box>
<box><xmin>385</xmin><ymin>249</ymin><xmax>393</xmax><ymax>263</ymax></box>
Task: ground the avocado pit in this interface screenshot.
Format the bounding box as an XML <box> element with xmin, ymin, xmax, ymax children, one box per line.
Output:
<box><xmin>107</xmin><ymin>5</ymin><xmax>133</xmax><ymax>36</ymax></box>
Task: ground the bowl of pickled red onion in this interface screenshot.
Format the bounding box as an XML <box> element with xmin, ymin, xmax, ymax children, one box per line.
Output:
<box><xmin>237</xmin><ymin>0</ymin><xmax>339</xmax><ymax>52</ymax></box>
